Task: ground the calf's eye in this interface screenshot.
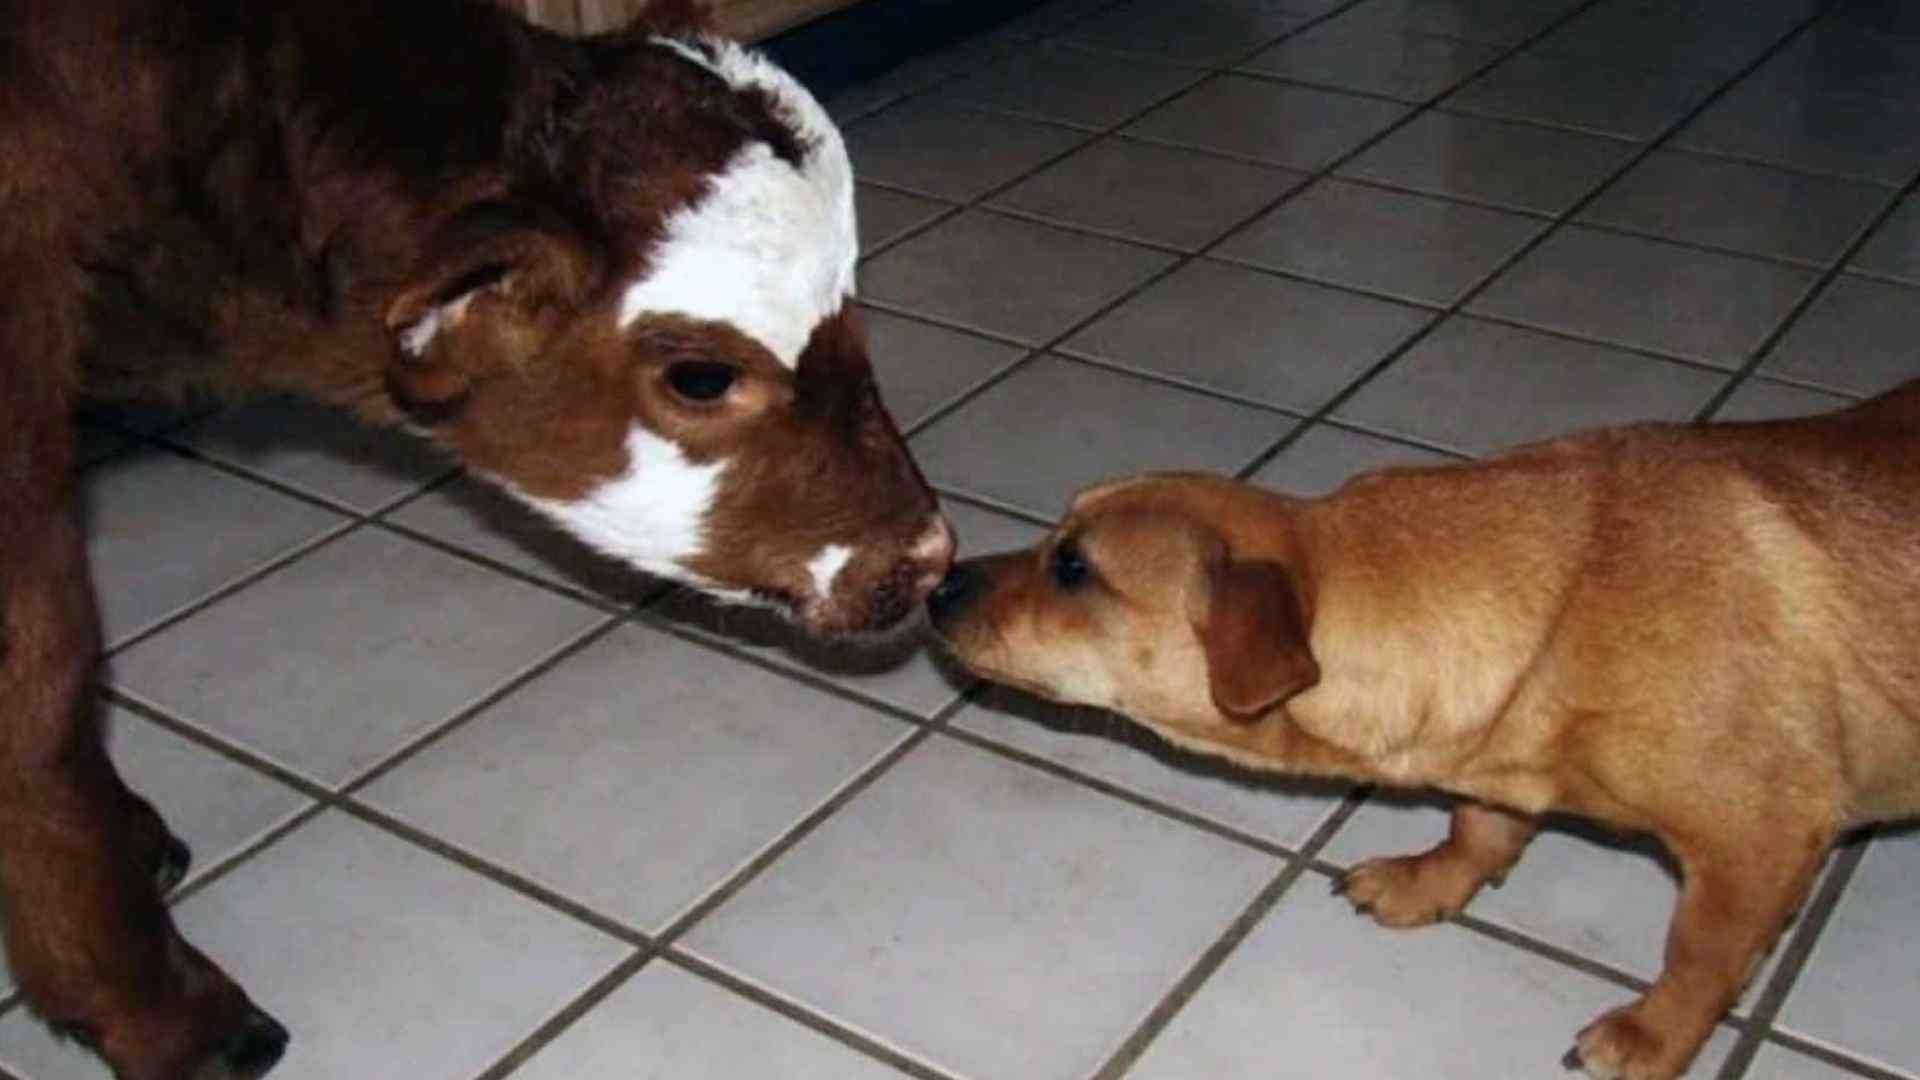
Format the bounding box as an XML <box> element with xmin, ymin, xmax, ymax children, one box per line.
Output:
<box><xmin>665</xmin><ymin>361</ymin><xmax>737</xmax><ymax>402</ymax></box>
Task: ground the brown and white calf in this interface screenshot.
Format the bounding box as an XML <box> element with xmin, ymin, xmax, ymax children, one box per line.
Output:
<box><xmin>0</xmin><ymin>0</ymin><xmax>951</xmax><ymax>1075</ymax></box>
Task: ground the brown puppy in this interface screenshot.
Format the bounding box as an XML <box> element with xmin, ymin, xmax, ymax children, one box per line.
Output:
<box><xmin>927</xmin><ymin>379</ymin><xmax>1920</xmax><ymax>1080</ymax></box>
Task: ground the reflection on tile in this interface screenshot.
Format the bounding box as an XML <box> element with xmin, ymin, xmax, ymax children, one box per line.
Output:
<box><xmin>1445</xmin><ymin>52</ymin><xmax>1719</xmax><ymax>141</ymax></box>
<box><xmin>1064</xmin><ymin>0</ymin><xmax>1309</xmax><ymax>66</ymax></box>
<box><xmin>1852</xmin><ymin>195</ymin><xmax>1920</xmax><ymax>284</ymax></box>
<box><xmin>1674</xmin><ymin>78</ymin><xmax>1920</xmax><ymax>185</ymax></box>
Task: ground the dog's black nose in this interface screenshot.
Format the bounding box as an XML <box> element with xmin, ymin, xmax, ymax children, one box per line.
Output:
<box><xmin>221</xmin><ymin>1007</ymin><xmax>290</xmax><ymax>1078</ymax></box>
<box><xmin>926</xmin><ymin>564</ymin><xmax>975</xmax><ymax>623</ymax></box>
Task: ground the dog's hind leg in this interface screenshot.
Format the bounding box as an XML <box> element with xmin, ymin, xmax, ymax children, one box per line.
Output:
<box><xmin>1339</xmin><ymin>800</ymin><xmax>1540</xmax><ymax>927</ymax></box>
<box><xmin>0</xmin><ymin>383</ymin><xmax>285</xmax><ymax>1077</ymax></box>
<box><xmin>1572</xmin><ymin>820</ymin><xmax>1830</xmax><ymax>1080</ymax></box>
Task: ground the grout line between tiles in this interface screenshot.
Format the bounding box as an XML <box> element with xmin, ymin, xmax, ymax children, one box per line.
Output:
<box><xmin>1716</xmin><ymin>835</ymin><xmax>1873</xmax><ymax>1079</ymax></box>
<box><xmin>1762</xmin><ymin>1029</ymin><xmax>1919</xmax><ymax>1080</ymax></box>
<box><xmin>661</xmin><ymin>950</ymin><xmax>968</xmax><ymax>1080</ymax></box>
<box><xmin>469</xmin><ymin>950</ymin><xmax>660</xmax><ymax>1080</ymax></box>
<box><xmin>1090</xmin><ymin>789</ymin><xmax>1370</xmax><ymax>1079</ymax></box>
<box><xmin>1693</xmin><ymin>165</ymin><xmax>1920</xmax><ymax>421</ymax></box>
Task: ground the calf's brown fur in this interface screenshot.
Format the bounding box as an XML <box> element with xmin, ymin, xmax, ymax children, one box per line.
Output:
<box><xmin>1</xmin><ymin>0</ymin><xmax>949</xmax><ymax>1076</ymax></box>
<box><xmin>929</xmin><ymin>380</ymin><xmax>1920</xmax><ymax>1080</ymax></box>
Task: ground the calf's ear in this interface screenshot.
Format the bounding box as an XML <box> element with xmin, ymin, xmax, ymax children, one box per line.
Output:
<box><xmin>1193</xmin><ymin>558</ymin><xmax>1319</xmax><ymax>721</ymax></box>
<box><xmin>383</xmin><ymin>202</ymin><xmax>599</xmax><ymax>421</ymax></box>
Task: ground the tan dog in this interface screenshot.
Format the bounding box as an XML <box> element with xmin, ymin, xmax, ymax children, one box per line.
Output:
<box><xmin>927</xmin><ymin>379</ymin><xmax>1920</xmax><ymax>1080</ymax></box>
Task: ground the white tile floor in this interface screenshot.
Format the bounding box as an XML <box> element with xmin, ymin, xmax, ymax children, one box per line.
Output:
<box><xmin>7</xmin><ymin>0</ymin><xmax>1920</xmax><ymax>1077</ymax></box>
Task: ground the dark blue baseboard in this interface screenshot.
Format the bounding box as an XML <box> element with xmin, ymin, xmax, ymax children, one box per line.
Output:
<box><xmin>761</xmin><ymin>0</ymin><xmax>1043</xmax><ymax>100</ymax></box>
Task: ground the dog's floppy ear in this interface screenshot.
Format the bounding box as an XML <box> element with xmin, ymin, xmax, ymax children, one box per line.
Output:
<box><xmin>384</xmin><ymin>201</ymin><xmax>599</xmax><ymax>421</ymax></box>
<box><xmin>630</xmin><ymin>0</ymin><xmax>714</xmax><ymax>35</ymax></box>
<box><xmin>1195</xmin><ymin>558</ymin><xmax>1319</xmax><ymax>721</ymax></box>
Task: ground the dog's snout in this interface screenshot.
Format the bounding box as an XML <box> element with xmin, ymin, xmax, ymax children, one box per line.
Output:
<box><xmin>927</xmin><ymin>563</ymin><xmax>976</xmax><ymax>624</ymax></box>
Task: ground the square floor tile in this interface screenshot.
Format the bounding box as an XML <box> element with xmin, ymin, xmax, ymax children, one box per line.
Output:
<box><xmin>1064</xmin><ymin>259</ymin><xmax>1435</xmax><ymax>411</ymax></box>
<box><xmin>1126</xmin><ymin>75</ymin><xmax>1411</xmax><ymax>171</ymax></box>
<box><xmin>514</xmin><ymin>961</ymin><xmax>909</xmax><ymax>1080</ymax></box>
<box><xmin>1778</xmin><ymin>829</ymin><xmax>1920</xmax><ymax>1075</ymax></box>
<box><xmin>1469</xmin><ymin>227</ymin><xmax>1819</xmax><ymax>365</ymax></box>
<box><xmin>1673</xmin><ymin>78</ymin><xmax>1920</xmax><ymax>186</ymax></box>
<box><xmin>1710</xmin><ymin>378</ymin><xmax>1858</xmax><ymax>423</ymax></box>
<box><xmin>82</xmin><ymin>450</ymin><xmax>348</xmax><ymax>647</ymax></box>
<box><xmin>1327</xmin><ymin>0</ymin><xmax>1588</xmax><ymax>47</ymax></box>
<box><xmin>1762</xmin><ymin>22</ymin><xmax>1920</xmax><ymax>106</ymax></box>
<box><xmin>955</xmin><ymin>692</ymin><xmax>1348</xmax><ymax>850</ymax></box>
<box><xmin>380</xmin><ymin>477</ymin><xmax>659</xmax><ymax>604</ymax></box>
<box><xmin>1338</xmin><ymin>316</ymin><xmax>1725</xmax><ymax>455</ymax></box>
<box><xmin>862</xmin><ymin>308</ymin><xmax>1028</xmax><ymax>432</ymax></box>
<box><xmin>1248</xmin><ymin>422</ymin><xmax>1460</xmax><ymax>495</ymax></box>
<box><xmin>1238</xmin><ymin>22</ymin><xmax>1503</xmax><ymax>102</ymax></box>
<box><xmin>1323</xmin><ymin>796</ymin><xmax>1803</xmax><ymax>1014</ymax></box>
<box><xmin>1338</xmin><ymin>110</ymin><xmax>1637</xmax><ymax>215</ymax></box>
<box><xmin>110</xmin><ymin>528</ymin><xmax>607</xmax><ymax>786</ymax></box>
<box><xmin>177</xmin><ymin>397</ymin><xmax>450</xmax><ymax>513</ymax></box>
<box><xmin>1063</xmin><ymin>0</ymin><xmax>1310</xmax><ymax>67</ymax></box>
<box><xmin>652</xmin><ymin>500</ymin><xmax>1043</xmax><ymax>720</ymax></box>
<box><xmin>1446</xmin><ymin>51</ymin><xmax>1720</xmax><ymax>141</ymax></box>
<box><xmin>935</xmin><ymin>42</ymin><xmax>1201</xmax><ymax>129</ymax></box>
<box><xmin>0</xmin><ymin>812</ymin><xmax>627</xmax><ymax>1080</ymax></box>
<box><xmin>1128</xmin><ymin>880</ymin><xmax>1740</xmax><ymax>1079</ymax></box>
<box><xmin>861</xmin><ymin>210</ymin><xmax>1178</xmax><ymax>345</ymax></box>
<box><xmin>1216</xmin><ymin>178</ymin><xmax>1547</xmax><ymax>305</ymax></box>
<box><xmin>1532</xmin><ymin>0</ymin><xmax>1815</xmax><ymax>76</ymax></box>
<box><xmin>912</xmin><ymin>355</ymin><xmax>1294</xmax><ymax>517</ymax></box>
<box><xmin>991</xmin><ymin>138</ymin><xmax>1306</xmax><ymax>251</ymax></box>
<box><xmin>1761</xmin><ymin>275</ymin><xmax>1920</xmax><ymax>396</ymax></box>
<box><xmin>682</xmin><ymin>736</ymin><xmax>1279</xmax><ymax>1080</ymax></box>
<box><xmin>1852</xmin><ymin>194</ymin><xmax>1920</xmax><ymax>285</ymax></box>
<box><xmin>846</xmin><ymin>98</ymin><xmax>1089</xmax><ymax>201</ymax></box>
<box><xmin>363</xmin><ymin>621</ymin><xmax>911</xmax><ymax>931</ymax></box>
<box><xmin>1580</xmin><ymin>150</ymin><xmax>1894</xmax><ymax>266</ymax></box>
<box><xmin>856</xmin><ymin>185</ymin><xmax>950</xmax><ymax>256</ymax></box>
<box><xmin>1746</xmin><ymin>1043</ymin><xmax>1895</xmax><ymax>1080</ymax></box>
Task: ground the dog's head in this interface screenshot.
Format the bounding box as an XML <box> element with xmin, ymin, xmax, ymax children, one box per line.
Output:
<box><xmin>928</xmin><ymin>474</ymin><xmax>1319</xmax><ymax>725</ymax></box>
<box><xmin>377</xmin><ymin>13</ymin><xmax>948</xmax><ymax>638</ymax></box>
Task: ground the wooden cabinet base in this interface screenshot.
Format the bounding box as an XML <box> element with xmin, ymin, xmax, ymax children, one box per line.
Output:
<box><xmin>506</xmin><ymin>0</ymin><xmax>860</xmax><ymax>40</ymax></box>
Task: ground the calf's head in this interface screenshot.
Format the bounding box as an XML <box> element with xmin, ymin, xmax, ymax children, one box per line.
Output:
<box><xmin>380</xmin><ymin>26</ymin><xmax>950</xmax><ymax>637</ymax></box>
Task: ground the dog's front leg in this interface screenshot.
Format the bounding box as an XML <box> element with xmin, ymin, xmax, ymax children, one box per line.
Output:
<box><xmin>1339</xmin><ymin>800</ymin><xmax>1540</xmax><ymax>927</ymax></box>
<box><xmin>0</xmin><ymin>495</ymin><xmax>286</xmax><ymax>1079</ymax></box>
<box><xmin>1573</xmin><ymin>825</ymin><xmax>1829</xmax><ymax>1080</ymax></box>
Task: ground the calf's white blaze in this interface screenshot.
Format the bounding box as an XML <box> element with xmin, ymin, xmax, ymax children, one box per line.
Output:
<box><xmin>517</xmin><ymin>426</ymin><xmax>726</xmax><ymax>582</ymax></box>
<box><xmin>619</xmin><ymin>35</ymin><xmax>857</xmax><ymax>368</ymax></box>
<box><xmin>806</xmin><ymin>542</ymin><xmax>855</xmax><ymax>600</ymax></box>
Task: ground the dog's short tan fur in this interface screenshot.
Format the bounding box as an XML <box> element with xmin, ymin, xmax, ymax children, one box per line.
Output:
<box><xmin>928</xmin><ymin>380</ymin><xmax>1920</xmax><ymax>1080</ymax></box>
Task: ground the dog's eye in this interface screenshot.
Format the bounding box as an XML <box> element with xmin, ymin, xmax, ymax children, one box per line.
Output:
<box><xmin>1051</xmin><ymin>542</ymin><xmax>1091</xmax><ymax>589</ymax></box>
<box><xmin>665</xmin><ymin>361</ymin><xmax>737</xmax><ymax>402</ymax></box>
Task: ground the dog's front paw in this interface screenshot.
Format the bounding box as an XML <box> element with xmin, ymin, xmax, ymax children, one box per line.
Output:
<box><xmin>1572</xmin><ymin>1004</ymin><xmax>1688</xmax><ymax>1080</ymax></box>
<box><xmin>1338</xmin><ymin>854</ymin><xmax>1474</xmax><ymax>928</ymax></box>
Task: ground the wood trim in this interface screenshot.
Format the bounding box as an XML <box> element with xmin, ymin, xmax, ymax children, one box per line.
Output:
<box><xmin>498</xmin><ymin>0</ymin><xmax>859</xmax><ymax>40</ymax></box>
